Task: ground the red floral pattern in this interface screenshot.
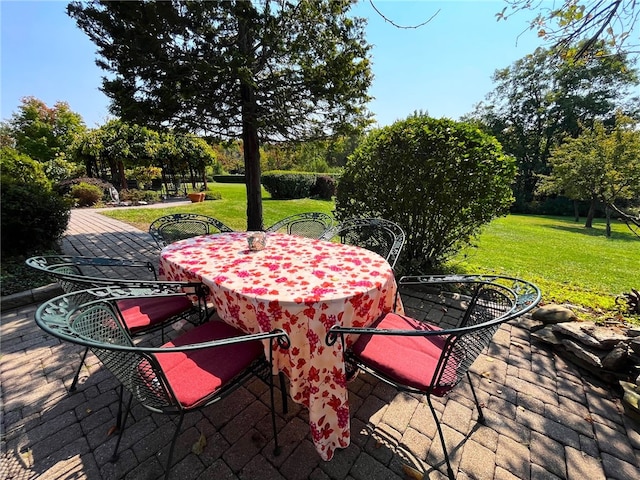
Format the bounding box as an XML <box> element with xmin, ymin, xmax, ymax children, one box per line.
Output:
<box><xmin>159</xmin><ymin>232</ymin><xmax>400</xmax><ymax>460</ymax></box>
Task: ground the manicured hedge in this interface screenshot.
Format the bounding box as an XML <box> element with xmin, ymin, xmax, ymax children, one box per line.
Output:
<box><xmin>213</xmin><ymin>175</ymin><xmax>246</xmax><ymax>183</ymax></box>
<box><xmin>262</xmin><ymin>171</ymin><xmax>339</xmax><ymax>200</ymax></box>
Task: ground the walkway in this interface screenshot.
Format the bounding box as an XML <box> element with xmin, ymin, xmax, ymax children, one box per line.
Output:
<box><xmin>1</xmin><ymin>207</ymin><xmax>639</xmax><ymax>480</ymax></box>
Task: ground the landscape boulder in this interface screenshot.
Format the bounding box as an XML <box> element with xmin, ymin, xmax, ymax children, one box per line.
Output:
<box><xmin>531</xmin><ymin>304</ymin><xmax>577</xmax><ymax>324</ymax></box>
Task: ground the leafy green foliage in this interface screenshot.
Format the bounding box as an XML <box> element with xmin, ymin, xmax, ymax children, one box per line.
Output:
<box><xmin>119</xmin><ymin>189</ymin><xmax>162</xmax><ymax>203</ymax></box>
<box><xmin>1</xmin><ymin>183</ymin><xmax>71</xmax><ymax>256</ymax></box>
<box><xmin>537</xmin><ymin>115</ymin><xmax>640</xmax><ymax>233</ymax></box>
<box><xmin>335</xmin><ymin>115</ymin><xmax>516</xmax><ymax>273</ymax></box>
<box><xmin>261</xmin><ymin>172</ymin><xmax>317</xmax><ymax>199</ymax></box>
<box><xmin>0</xmin><ymin>147</ymin><xmax>51</xmax><ymax>189</ymax></box>
<box><xmin>54</xmin><ymin>176</ymin><xmax>114</xmax><ymax>197</ymax></box>
<box><xmin>70</xmin><ymin>182</ymin><xmax>104</xmax><ymax>207</ymax></box>
<box><xmin>2</xmin><ymin>96</ymin><xmax>86</xmax><ymax>167</ymax></box>
<box><xmin>499</xmin><ymin>0</ymin><xmax>639</xmax><ymax>59</ymax></box>
<box><xmin>468</xmin><ymin>44</ymin><xmax>639</xmax><ymax>211</ymax></box>
<box><xmin>311</xmin><ymin>175</ymin><xmax>337</xmax><ymax>200</ymax></box>
<box><xmin>0</xmin><ymin>145</ymin><xmax>71</xmax><ymax>256</ymax></box>
<box><xmin>538</xmin><ymin>116</ymin><xmax>640</xmax><ymax>205</ymax></box>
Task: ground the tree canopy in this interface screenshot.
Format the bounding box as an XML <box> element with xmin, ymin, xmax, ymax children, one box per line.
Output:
<box><xmin>498</xmin><ymin>0</ymin><xmax>640</xmax><ymax>59</ymax></box>
<box><xmin>468</xmin><ymin>43</ymin><xmax>639</xmax><ymax>210</ymax></box>
<box><xmin>537</xmin><ymin>115</ymin><xmax>640</xmax><ymax>235</ymax></box>
<box><xmin>68</xmin><ymin>0</ymin><xmax>373</xmax><ymax>229</ymax></box>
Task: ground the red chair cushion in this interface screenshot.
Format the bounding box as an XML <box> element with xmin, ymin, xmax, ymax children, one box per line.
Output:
<box><xmin>155</xmin><ymin>321</ymin><xmax>264</xmax><ymax>408</ymax></box>
<box><xmin>117</xmin><ymin>296</ymin><xmax>193</xmax><ymax>332</ymax></box>
<box><xmin>352</xmin><ymin>312</ymin><xmax>455</xmax><ymax>396</ymax></box>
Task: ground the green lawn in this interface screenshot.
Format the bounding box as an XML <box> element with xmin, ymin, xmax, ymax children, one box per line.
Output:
<box><xmin>448</xmin><ymin>214</ymin><xmax>639</xmax><ymax>313</ymax></box>
<box><xmin>102</xmin><ymin>184</ymin><xmax>639</xmax><ymax>317</ymax></box>
<box><xmin>102</xmin><ymin>184</ymin><xmax>335</xmax><ymax>231</ymax></box>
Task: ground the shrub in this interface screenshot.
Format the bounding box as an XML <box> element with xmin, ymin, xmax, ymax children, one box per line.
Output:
<box><xmin>261</xmin><ymin>171</ymin><xmax>317</xmax><ymax>199</ymax></box>
<box><xmin>119</xmin><ymin>189</ymin><xmax>161</xmax><ymax>203</ymax></box>
<box><xmin>70</xmin><ymin>182</ymin><xmax>103</xmax><ymax>207</ymax></box>
<box><xmin>311</xmin><ymin>175</ymin><xmax>337</xmax><ymax>200</ymax></box>
<box><xmin>54</xmin><ymin>176</ymin><xmax>113</xmax><ymax>197</ymax></box>
<box><xmin>335</xmin><ymin>115</ymin><xmax>516</xmax><ymax>273</ymax></box>
<box><xmin>204</xmin><ymin>189</ymin><xmax>222</xmax><ymax>200</ymax></box>
<box><xmin>212</xmin><ymin>175</ymin><xmax>246</xmax><ymax>183</ymax></box>
<box><xmin>0</xmin><ymin>147</ymin><xmax>51</xmax><ymax>189</ymax></box>
<box><xmin>1</xmin><ymin>183</ymin><xmax>71</xmax><ymax>256</ymax></box>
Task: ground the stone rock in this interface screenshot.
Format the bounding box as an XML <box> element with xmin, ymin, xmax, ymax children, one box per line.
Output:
<box><xmin>628</xmin><ymin>327</ymin><xmax>640</xmax><ymax>338</ymax></box>
<box><xmin>588</xmin><ymin>326</ymin><xmax>630</xmax><ymax>349</ymax></box>
<box><xmin>532</xmin><ymin>304</ymin><xmax>577</xmax><ymax>324</ymax></box>
<box><xmin>630</xmin><ymin>338</ymin><xmax>640</xmax><ymax>355</ymax></box>
<box><xmin>562</xmin><ymin>339</ymin><xmax>603</xmax><ymax>368</ymax></box>
<box><xmin>531</xmin><ymin>326</ymin><xmax>563</xmax><ymax>346</ymax></box>
<box><xmin>553</xmin><ymin>322</ymin><xmax>602</xmax><ymax>348</ymax></box>
<box><xmin>620</xmin><ymin>381</ymin><xmax>640</xmax><ymax>423</ymax></box>
<box><xmin>602</xmin><ymin>345</ymin><xmax>629</xmax><ymax>370</ymax></box>
<box><xmin>515</xmin><ymin>317</ymin><xmax>545</xmax><ymax>331</ymax></box>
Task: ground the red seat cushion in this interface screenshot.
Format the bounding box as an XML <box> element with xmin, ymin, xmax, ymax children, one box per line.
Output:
<box><xmin>154</xmin><ymin>321</ymin><xmax>264</xmax><ymax>408</ymax></box>
<box><xmin>117</xmin><ymin>296</ymin><xmax>194</xmax><ymax>332</ymax></box>
<box><xmin>352</xmin><ymin>313</ymin><xmax>456</xmax><ymax>396</ymax></box>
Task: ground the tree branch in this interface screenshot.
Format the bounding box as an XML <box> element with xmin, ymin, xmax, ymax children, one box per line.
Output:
<box><xmin>368</xmin><ymin>0</ymin><xmax>439</xmax><ymax>29</ymax></box>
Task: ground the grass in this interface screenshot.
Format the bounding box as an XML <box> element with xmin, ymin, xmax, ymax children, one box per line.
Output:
<box><xmin>448</xmin><ymin>214</ymin><xmax>639</xmax><ymax>315</ymax></box>
<box><xmin>101</xmin><ymin>184</ymin><xmax>335</xmax><ymax>231</ymax></box>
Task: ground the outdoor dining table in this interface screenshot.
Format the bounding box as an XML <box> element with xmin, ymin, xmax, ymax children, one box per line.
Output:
<box><xmin>158</xmin><ymin>231</ymin><xmax>401</xmax><ymax>460</ymax></box>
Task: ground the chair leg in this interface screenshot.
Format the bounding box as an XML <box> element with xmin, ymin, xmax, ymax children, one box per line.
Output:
<box><xmin>112</xmin><ymin>386</ymin><xmax>133</xmax><ymax>462</ymax></box>
<box><xmin>426</xmin><ymin>395</ymin><xmax>455</xmax><ymax>480</ymax></box>
<box><xmin>270</xmin><ymin>372</ymin><xmax>281</xmax><ymax>456</ymax></box>
<box><xmin>164</xmin><ymin>414</ymin><xmax>185</xmax><ymax>480</ymax></box>
<box><xmin>69</xmin><ymin>347</ymin><xmax>90</xmax><ymax>392</ymax></box>
<box><xmin>279</xmin><ymin>371</ymin><xmax>288</xmax><ymax>414</ymax></box>
<box><xmin>466</xmin><ymin>371</ymin><xmax>485</xmax><ymax>424</ymax></box>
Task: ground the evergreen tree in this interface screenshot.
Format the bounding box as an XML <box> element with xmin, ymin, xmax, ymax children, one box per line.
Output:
<box><xmin>68</xmin><ymin>0</ymin><xmax>373</xmax><ymax>229</ymax></box>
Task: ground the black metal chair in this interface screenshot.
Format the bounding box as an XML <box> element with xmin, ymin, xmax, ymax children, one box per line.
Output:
<box><xmin>26</xmin><ymin>255</ymin><xmax>211</xmax><ymax>391</ymax></box>
<box><xmin>149</xmin><ymin>213</ymin><xmax>234</xmax><ymax>249</ymax></box>
<box><xmin>326</xmin><ymin>274</ymin><xmax>541</xmax><ymax>479</ymax></box>
<box><xmin>35</xmin><ymin>288</ymin><xmax>289</xmax><ymax>480</ymax></box>
<box><xmin>265</xmin><ymin>212</ymin><xmax>334</xmax><ymax>238</ymax></box>
<box><xmin>319</xmin><ymin>217</ymin><xmax>406</xmax><ymax>269</ymax></box>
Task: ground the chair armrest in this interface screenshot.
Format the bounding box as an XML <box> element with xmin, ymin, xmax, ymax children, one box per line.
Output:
<box><xmin>398</xmin><ymin>274</ymin><xmax>540</xmax><ymax>317</ymax></box>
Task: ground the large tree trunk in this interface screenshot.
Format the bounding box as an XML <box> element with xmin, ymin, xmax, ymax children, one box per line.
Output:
<box><xmin>118</xmin><ymin>160</ymin><xmax>127</xmax><ymax>190</ymax></box>
<box><xmin>585</xmin><ymin>197</ymin><xmax>597</xmax><ymax>228</ymax></box>
<box><xmin>238</xmin><ymin>6</ymin><xmax>262</xmax><ymax>231</ymax></box>
<box><xmin>605</xmin><ymin>205</ymin><xmax>612</xmax><ymax>238</ymax></box>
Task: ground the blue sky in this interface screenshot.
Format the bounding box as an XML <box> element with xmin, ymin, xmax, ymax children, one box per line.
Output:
<box><xmin>1</xmin><ymin>1</ymin><xmax>545</xmax><ymax>128</ymax></box>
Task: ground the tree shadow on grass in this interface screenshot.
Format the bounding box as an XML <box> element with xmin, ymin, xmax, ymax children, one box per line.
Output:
<box><xmin>546</xmin><ymin>221</ymin><xmax>639</xmax><ymax>243</ymax></box>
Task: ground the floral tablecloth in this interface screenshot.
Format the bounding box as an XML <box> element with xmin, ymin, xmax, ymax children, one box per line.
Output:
<box><xmin>159</xmin><ymin>232</ymin><xmax>400</xmax><ymax>460</ymax></box>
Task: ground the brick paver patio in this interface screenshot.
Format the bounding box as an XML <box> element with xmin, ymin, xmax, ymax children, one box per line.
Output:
<box><xmin>1</xmin><ymin>207</ymin><xmax>639</xmax><ymax>479</ymax></box>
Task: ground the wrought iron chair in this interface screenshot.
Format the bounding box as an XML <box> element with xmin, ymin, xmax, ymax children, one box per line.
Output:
<box><xmin>35</xmin><ymin>288</ymin><xmax>289</xmax><ymax>480</ymax></box>
<box><xmin>326</xmin><ymin>275</ymin><xmax>541</xmax><ymax>480</ymax></box>
<box><xmin>26</xmin><ymin>255</ymin><xmax>211</xmax><ymax>391</ymax></box>
<box><xmin>265</xmin><ymin>212</ymin><xmax>334</xmax><ymax>238</ymax></box>
<box><xmin>149</xmin><ymin>213</ymin><xmax>234</xmax><ymax>249</ymax></box>
<box><xmin>319</xmin><ymin>217</ymin><xmax>406</xmax><ymax>269</ymax></box>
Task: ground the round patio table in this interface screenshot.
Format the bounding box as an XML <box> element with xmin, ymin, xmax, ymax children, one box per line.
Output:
<box><xmin>159</xmin><ymin>231</ymin><xmax>400</xmax><ymax>460</ymax></box>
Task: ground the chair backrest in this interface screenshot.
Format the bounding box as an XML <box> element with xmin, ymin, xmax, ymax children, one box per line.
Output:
<box><xmin>397</xmin><ymin>275</ymin><xmax>540</xmax><ymax>394</ymax></box>
<box><xmin>319</xmin><ymin>217</ymin><xmax>406</xmax><ymax>268</ymax></box>
<box><xmin>434</xmin><ymin>286</ymin><xmax>513</xmax><ymax>392</ymax></box>
<box><xmin>26</xmin><ymin>255</ymin><xmax>158</xmax><ymax>293</ymax></box>
<box><xmin>265</xmin><ymin>212</ymin><xmax>333</xmax><ymax>239</ymax></box>
<box><xmin>149</xmin><ymin>213</ymin><xmax>234</xmax><ymax>248</ymax></box>
<box><xmin>36</xmin><ymin>289</ymin><xmax>187</xmax><ymax>411</ymax></box>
